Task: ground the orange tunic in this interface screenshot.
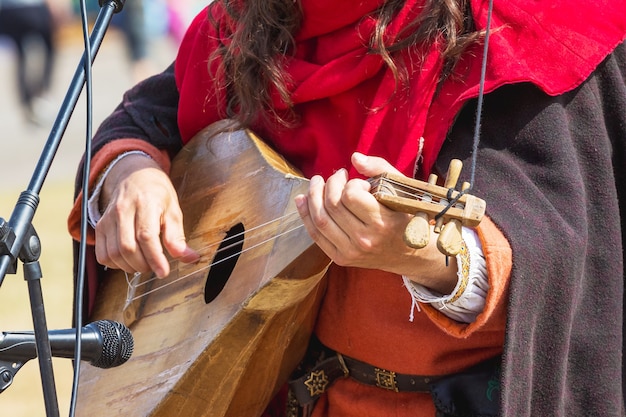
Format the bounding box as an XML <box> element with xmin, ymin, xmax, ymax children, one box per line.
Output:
<box><xmin>312</xmin><ymin>216</ymin><xmax>511</xmax><ymax>416</ymax></box>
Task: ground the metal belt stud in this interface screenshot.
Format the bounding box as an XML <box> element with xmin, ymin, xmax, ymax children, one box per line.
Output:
<box><xmin>374</xmin><ymin>368</ymin><xmax>399</xmax><ymax>391</ymax></box>
<box><xmin>304</xmin><ymin>370</ymin><xmax>329</xmax><ymax>397</ymax></box>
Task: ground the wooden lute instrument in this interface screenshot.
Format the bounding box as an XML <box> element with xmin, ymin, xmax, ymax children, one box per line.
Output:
<box><xmin>75</xmin><ymin>120</ymin><xmax>485</xmax><ymax>416</ymax></box>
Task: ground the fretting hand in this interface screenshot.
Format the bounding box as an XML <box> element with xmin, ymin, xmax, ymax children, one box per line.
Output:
<box><xmin>294</xmin><ymin>152</ymin><xmax>458</xmax><ymax>294</ymax></box>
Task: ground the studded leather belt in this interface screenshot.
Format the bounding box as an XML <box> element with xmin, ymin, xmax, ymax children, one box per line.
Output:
<box><xmin>289</xmin><ymin>352</ymin><xmax>441</xmax><ymax>406</ymax></box>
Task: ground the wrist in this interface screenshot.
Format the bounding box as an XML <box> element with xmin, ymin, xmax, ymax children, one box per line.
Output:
<box><xmin>401</xmin><ymin>227</ymin><xmax>459</xmax><ymax>294</ymax></box>
<box><xmin>100</xmin><ymin>152</ymin><xmax>157</xmax><ymax>214</ymax></box>
<box><xmin>402</xmin><ymin>227</ymin><xmax>488</xmax><ymax>323</ymax></box>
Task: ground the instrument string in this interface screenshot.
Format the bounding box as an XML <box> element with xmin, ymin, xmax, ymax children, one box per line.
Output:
<box><xmin>128</xmin><ymin>210</ymin><xmax>302</xmax><ymax>290</ymax></box>
<box><xmin>124</xmin><ymin>211</ymin><xmax>306</xmax><ymax>303</ymax></box>
<box><xmin>371</xmin><ymin>177</ymin><xmax>456</xmax><ymax>205</ymax></box>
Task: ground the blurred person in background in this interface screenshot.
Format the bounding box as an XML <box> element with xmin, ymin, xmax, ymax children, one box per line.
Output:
<box><xmin>111</xmin><ymin>0</ymin><xmax>199</xmax><ymax>83</ymax></box>
<box><xmin>110</xmin><ymin>0</ymin><xmax>154</xmax><ymax>82</ymax></box>
<box><xmin>166</xmin><ymin>0</ymin><xmax>202</xmax><ymax>43</ymax></box>
<box><xmin>0</xmin><ymin>0</ymin><xmax>63</xmax><ymax>126</ymax></box>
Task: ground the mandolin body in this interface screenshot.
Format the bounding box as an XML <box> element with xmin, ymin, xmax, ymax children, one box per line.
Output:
<box><xmin>75</xmin><ymin>120</ymin><xmax>330</xmax><ymax>416</ymax></box>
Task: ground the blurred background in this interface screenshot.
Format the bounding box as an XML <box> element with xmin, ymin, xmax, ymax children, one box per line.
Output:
<box><xmin>0</xmin><ymin>0</ymin><xmax>205</xmax><ymax>415</ymax></box>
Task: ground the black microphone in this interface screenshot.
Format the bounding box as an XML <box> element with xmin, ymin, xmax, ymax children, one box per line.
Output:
<box><xmin>0</xmin><ymin>320</ymin><xmax>134</xmax><ymax>369</ymax></box>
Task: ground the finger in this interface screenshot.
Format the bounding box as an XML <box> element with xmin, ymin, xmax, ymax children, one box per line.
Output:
<box><xmin>94</xmin><ymin>225</ymin><xmax>112</xmax><ymax>268</ymax></box>
<box><xmin>324</xmin><ymin>168</ymin><xmax>367</xmax><ymax>230</ymax></box>
<box><xmin>348</xmin><ymin>152</ymin><xmax>411</xmax><ymax>224</ymax></box>
<box><xmin>351</xmin><ymin>152</ymin><xmax>402</xmax><ymax>177</ymax></box>
<box><xmin>295</xmin><ymin>189</ymin><xmax>340</xmax><ymax>258</ymax></box>
<box><xmin>161</xmin><ymin>206</ymin><xmax>200</xmax><ymax>265</ymax></box>
<box><xmin>133</xmin><ymin>211</ymin><xmax>170</xmax><ymax>278</ymax></box>
<box><xmin>307</xmin><ymin>175</ymin><xmax>345</xmax><ymax>241</ymax></box>
<box><xmin>340</xmin><ymin>177</ymin><xmax>385</xmax><ymax>224</ymax></box>
<box><xmin>94</xmin><ymin>211</ymin><xmax>138</xmax><ymax>273</ymax></box>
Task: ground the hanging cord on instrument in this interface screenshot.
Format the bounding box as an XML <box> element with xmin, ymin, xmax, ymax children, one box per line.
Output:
<box><xmin>433</xmin><ymin>0</ymin><xmax>494</xmax><ymax>225</ymax></box>
<box><xmin>468</xmin><ymin>0</ymin><xmax>494</xmax><ymax>188</ymax></box>
<box><xmin>70</xmin><ymin>0</ymin><xmax>94</xmax><ymax>415</ymax></box>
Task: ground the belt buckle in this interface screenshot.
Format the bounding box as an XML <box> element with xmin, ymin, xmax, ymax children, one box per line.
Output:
<box><xmin>374</xmin><ymin>367</ymin><xmax>398</xmax><ymax>392</ymax></box>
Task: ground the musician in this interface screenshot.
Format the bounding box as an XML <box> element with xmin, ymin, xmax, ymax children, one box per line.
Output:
<box><xmin>68</xmin><ymin>1</ymin><xmax>626</xmax><ymax>416</ymax></box>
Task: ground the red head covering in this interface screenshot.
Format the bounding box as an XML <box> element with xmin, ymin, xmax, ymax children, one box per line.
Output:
<box><xmin>175</xmin><ymin>0</ymin><xmax>626</xmax><ymax>179</ymax></box>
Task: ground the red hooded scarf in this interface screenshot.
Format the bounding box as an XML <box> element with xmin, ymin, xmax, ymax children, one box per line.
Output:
<box><xmin>174</xmin><ymin>0</ymin><xmax>626</xmax><ymax>180</ymax></box>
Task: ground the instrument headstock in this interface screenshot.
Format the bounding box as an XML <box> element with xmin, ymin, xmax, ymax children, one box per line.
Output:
<box><xmin>369</xmin><ymin>159</ymin><xmax>485</xmax><ymax>256</ymax></box>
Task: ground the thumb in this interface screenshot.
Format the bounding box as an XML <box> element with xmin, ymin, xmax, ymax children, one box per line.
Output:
<box><xmin>351</xmin><ymin>152</ymin><xmax>402</xmax><ymax>178</ymax></box>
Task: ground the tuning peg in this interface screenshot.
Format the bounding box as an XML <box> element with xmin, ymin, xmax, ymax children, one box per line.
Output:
<box><xmin>403</xmin><ymin>173</ymin><xmax>437</xmax><ymax>249</ymax></box>
<box><xmin>436</xmin><ymin>173</ymin><xmax>470</xmax><ymax>256</ymax></box>
<box><xmin>371</xmin><ymin>160</ymin><xmax>484</xmax><ymax>256</ymax></box>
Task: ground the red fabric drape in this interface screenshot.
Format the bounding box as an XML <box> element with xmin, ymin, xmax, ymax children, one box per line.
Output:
<box><xmin>175</xmin><ymin>0</ymin><xmax>626</xmax><ymax>180</ymax></box>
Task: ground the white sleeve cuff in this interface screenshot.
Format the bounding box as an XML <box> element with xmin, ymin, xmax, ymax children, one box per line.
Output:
<box><xmin>403</xmin><ymin>227</ymin><xmax>488</xmax><ymax>323</ymax></box>
<box><xmin>87</xmin><ymin>150</ymin><xmax>151</xmax><ymax>228</ymax></box>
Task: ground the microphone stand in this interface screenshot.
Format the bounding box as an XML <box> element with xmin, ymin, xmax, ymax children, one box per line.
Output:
<box><xmin>0</xmin><ymin>1</ymin><xmax>125</xmax><ymax>415</ymax></box>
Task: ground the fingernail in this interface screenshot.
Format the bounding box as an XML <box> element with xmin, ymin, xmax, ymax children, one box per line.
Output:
<box><xmin>295</xmin><ymin>194</ymin><xmax>305</xmax><ymax>209</ymax></box>
<box><xmin>182</xmin><ymin>248</ymin><xmax>200</xmax><ymax>264</ymax></box>
<box><xmin>310</xmin><ymin>175</ymin><xmax>322</xmax><ymax>186</ymax></box>
<box><xmin>353</xmin><ymin>152</ymin><xmax>367</xmax><ymax>164</ymax></box>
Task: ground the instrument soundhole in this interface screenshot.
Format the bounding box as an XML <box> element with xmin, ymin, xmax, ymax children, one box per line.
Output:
<box><xmin>204</xmin><ymin>222</ymin><xmax>244</xmax><ymax>304</ymax></box>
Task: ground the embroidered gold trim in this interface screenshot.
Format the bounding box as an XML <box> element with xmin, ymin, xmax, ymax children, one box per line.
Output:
<box><xmin>448</xmin><ymin>240</ymin><xmax>470</xmax><ymax>303</ymax></box>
